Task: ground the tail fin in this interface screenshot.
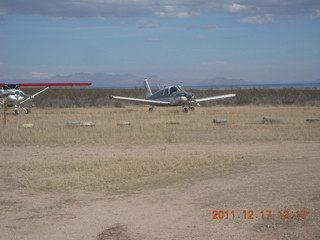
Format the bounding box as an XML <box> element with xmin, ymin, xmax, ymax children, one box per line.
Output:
<box><xmin>144</xmin><ymin>78</ymin><xmax>152</xmax><ymax>98</ymax></box>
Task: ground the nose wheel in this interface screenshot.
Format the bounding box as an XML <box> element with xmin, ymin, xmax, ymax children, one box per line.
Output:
<box><xmin>184</xmin><ymin>96</ymin><xmax>196</xmax><ymax>112</ymax></box>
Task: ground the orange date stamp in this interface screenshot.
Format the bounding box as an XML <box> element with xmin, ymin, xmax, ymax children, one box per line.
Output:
<box><xmin>212</xmin><ymin>210</ymin><xmax>308</xmax><ymax>220</ymax></box>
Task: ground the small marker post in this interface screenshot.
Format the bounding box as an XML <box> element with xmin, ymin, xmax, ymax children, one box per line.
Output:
<box><xmin>2</xmin><ymin>98</ymin><xmax>7</xmax><ymax>126</ymax></box>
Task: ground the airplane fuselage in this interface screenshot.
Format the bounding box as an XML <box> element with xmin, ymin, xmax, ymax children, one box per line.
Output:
<box><xmin>7</xmin><ymin>96</ymin><xmax>25</xmax><ymax>106</ymax></box>
<box><xmin>0</xmin><ymin>90</ymin><xmax>25</xmax><ymax>106</ymax></box>
<box><xmin>1</xmin><ymin>82</ymin><xmax>92</xmax><ymax>114</ymax></box>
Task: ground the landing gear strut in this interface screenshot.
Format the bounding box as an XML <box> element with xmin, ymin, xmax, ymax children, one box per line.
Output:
<box><xmin>22</xmin><ymin>106</ymin><xmax>30</xmax><ymax>114</ymax></box>
<box><xmin>13</xmin><ymin>105</ymin><xmax>31</xmax><ymax>115</ymax></box>
<box><xmin>149</xmin><ymin>106</ymin><xmax>154</xmax><ymax>112</ymax></box>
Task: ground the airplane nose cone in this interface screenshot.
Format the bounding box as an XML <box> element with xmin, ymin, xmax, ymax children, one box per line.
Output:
<box><xmin>9</xmin><ymin>94</ymin><xmax>24</xmax><ymax>102</ymax></box>
<box><xmin>173</xmin><ymin>96</ymin><xmax>188</xmax><ymax>105</ymax></box>
<box><xmin>180</xmin><ymin>96</ymin><xmax>188</xmax><ymax>103</ymax></box>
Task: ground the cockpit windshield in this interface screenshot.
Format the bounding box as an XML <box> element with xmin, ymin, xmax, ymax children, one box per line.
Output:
<box><xmin>177</xmin><ymin>85</ymin><xmax>184</xmax><ymax>91</ymax></box>
<box><xmin>157</xmin><ymin>85</ymin><xmax>184</xmax><ymax>96</ymax></box>
<box><xmin>170</xmin><ymin>86</ymin><xmax>181</xmax><ymax>93</ymax></box>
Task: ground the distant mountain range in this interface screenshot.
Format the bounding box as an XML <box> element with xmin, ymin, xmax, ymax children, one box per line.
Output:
<box><xmin>9</xmin><ymin>72</ymin><xmax>320</xmax><ymax>89</ymax></box>
<box><xmin>48</xmin><ymin>72</ymin><xmax>143</xmax><ymax>88</ymax></box>
<box><xmin>195</xmin><ymin>77</ymin><xmax>253</xmax><ymax>87</ymax></box>
<box><xmin>47</xmin><ymin>73</ymin><xmax>256</xmax><ymax>88</ymax></box>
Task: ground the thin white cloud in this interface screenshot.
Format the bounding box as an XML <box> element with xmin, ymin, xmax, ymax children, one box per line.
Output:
<box><xmin>155</xmin><ymin>11</ymin><xmax>195</xmax><ymax>18</ymax></box>
<box><xmin>310</xmin><ymin>9</ymin><xmax>320</xmax><ymax>19</ymax></box>
<box><xmin>0</xmin><ymin>0</ymin><xmax>319</xmax><ymax>23</ymax></box>
<box><xmin>202</xmin><ymin>23</ymin><xmax>219</xmax><ymax>29</ymax></box>
<box><xmin>224</xmin><ymin>3</ymin><xmax>248</xmax><ymax>13</ymax></box>
<box><xmin>0</xmin><ymin>72</ymin><xmax>55</xmax><ymax>81</ymax></box>
<box><xmin>26</xmin><ymin>72</ymin><xmax>55</xmax><ymax>79</ymax></box>
<box><xmin>154</xmin><ymin>5</ymin><xmax>199</xmax><ymax>18</ymax></box>
<box><xmin>240</xmin><ymin>14</ymin><xmax>274</xmax><ymax>24</ymax></box>
<box><xmin>0</xmin><ymin>62</ymin><xmax>55</xmax><ymax>80</ymax></box>
<box><xmin>137</xmin><ymin>18</ymin><xmax>160</xmax><ymax>28</ymax></box>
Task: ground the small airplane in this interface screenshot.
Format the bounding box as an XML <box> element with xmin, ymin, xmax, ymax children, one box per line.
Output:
<box><xmin>109</xmin><ymin>79</ymin><xmax>236</xmax><ymax>112</ymax></box>
<box><xmin>0</xmin><ymin>82</ymin><xmax>91</xmax><ymax>114</ymax></box>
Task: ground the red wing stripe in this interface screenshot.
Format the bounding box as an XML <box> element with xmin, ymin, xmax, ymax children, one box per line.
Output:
<box><xmin>19</xmin><ymin>83</ymin><xmax>92</xmax><ymax>87</ymax></box>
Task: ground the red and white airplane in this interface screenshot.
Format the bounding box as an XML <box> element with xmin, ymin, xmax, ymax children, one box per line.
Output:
<box><xmin>0</xmin><ymin>82</ymin><xmax>91</xmax><ymax>114</ymax></box>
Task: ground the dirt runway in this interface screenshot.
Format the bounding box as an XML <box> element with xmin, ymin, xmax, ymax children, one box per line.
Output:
<box><xmin>1</xmin><ymin>141</ymin><xmax>319</xmax><ymax>240</ymax></box>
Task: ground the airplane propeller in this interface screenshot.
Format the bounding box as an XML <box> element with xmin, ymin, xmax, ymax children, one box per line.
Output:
<box><xmin>187</xmin><ymin>95</ymin><xmax>200</xmax><ymax>110</ymax></box>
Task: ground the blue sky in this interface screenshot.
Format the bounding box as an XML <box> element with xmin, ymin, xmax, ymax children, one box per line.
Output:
<box><xmin>0</xmin><ymin>0</ymin><xmax>320</xmax><ymax>84</ymax></box>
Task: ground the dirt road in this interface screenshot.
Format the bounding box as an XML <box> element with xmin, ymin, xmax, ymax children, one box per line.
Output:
<box><xmin>1</xmin><ymin>141</ymin><xmax>319</xmax><ymax>240</ymax></box>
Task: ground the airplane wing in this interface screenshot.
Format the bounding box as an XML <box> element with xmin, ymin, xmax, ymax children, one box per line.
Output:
<box><xmin>195</xmin><ymin>94</ymin><xmax>236</xmax><ymax>103</ymax></box>
<box><xmin>19</xmin><ymin>83</ymin><xmax>92</xmax><ymax>88</ymax></box>
<box><xmin>109</xmin><ymin>96</ymin><xmax>171</xmax><ymax>106</ymax></box>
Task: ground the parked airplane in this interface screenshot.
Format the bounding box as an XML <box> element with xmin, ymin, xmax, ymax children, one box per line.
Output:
<box><xmin>0</xmin><ymin>82</ymin><xmax>91</xmax><ymax>114</ymax></box>
<box><xmin>109</xmin><ymin>79</ymin><xmax>236</xmax><ymax>112</ymax></box>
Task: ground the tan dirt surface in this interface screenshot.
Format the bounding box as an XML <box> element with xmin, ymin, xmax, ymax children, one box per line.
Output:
<box><xmin>1</xmin><ymin>141</ymin><xmax>319</xmax><ymax>240</ymax></box>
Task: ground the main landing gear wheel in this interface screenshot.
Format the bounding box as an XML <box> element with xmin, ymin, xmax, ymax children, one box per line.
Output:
<box><xmin>22</xmin><ymin>107</ymin><xmax>30</xmax><ymax>114</ymax></box>
<box><xmin>183</xmin><ymin>107</ymin><xmax>189</xmax><ymax>113</ymax></box>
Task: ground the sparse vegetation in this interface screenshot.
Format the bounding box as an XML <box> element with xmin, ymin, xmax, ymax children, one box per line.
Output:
<box><xmin>2</xmin><ymin>106</ymin><xmax>320</xmax><ymax>147</ymax></box>
<box><xmin>23</xmin><ymin>88</ymin><xmax>320</xmax><ymax>108</ymax></box>
<box><xmin>1</xmin><ymin>105</ymin><xmax>320</xmax><ymax>240</ymax></box>
<box><xmin>1</xmin><ymin>106</ymin><xmax>319</xmax><ymax>193</ymax></box>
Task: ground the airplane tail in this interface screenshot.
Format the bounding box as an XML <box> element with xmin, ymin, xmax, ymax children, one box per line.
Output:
<box><xmin>144</xmin><ymin>78</ymin><xmax>152</xmax><ymax>98</ymax></box>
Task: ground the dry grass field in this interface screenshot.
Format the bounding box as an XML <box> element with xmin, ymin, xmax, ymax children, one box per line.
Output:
<box><xmin>0</xmin><ymin>105</ymin><xmax>320</xmax><ymax>240</ymax></box>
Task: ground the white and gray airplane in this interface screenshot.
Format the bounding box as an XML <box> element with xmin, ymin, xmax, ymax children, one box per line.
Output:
<box><xmin>109</xmin><ymin>79</ymin><xmax>236</xmax><ymax>112</ymax></box>
<box><xmin>1</xmin><ymin>82</ymin><xmax>91</xmax><ymax>114</ymax></box>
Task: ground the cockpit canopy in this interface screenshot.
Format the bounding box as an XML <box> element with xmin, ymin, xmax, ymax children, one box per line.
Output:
<box><xmin>160</xmin><ymin>85</ymin><xmax>183</xmax><ymax>96</ymax></box>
